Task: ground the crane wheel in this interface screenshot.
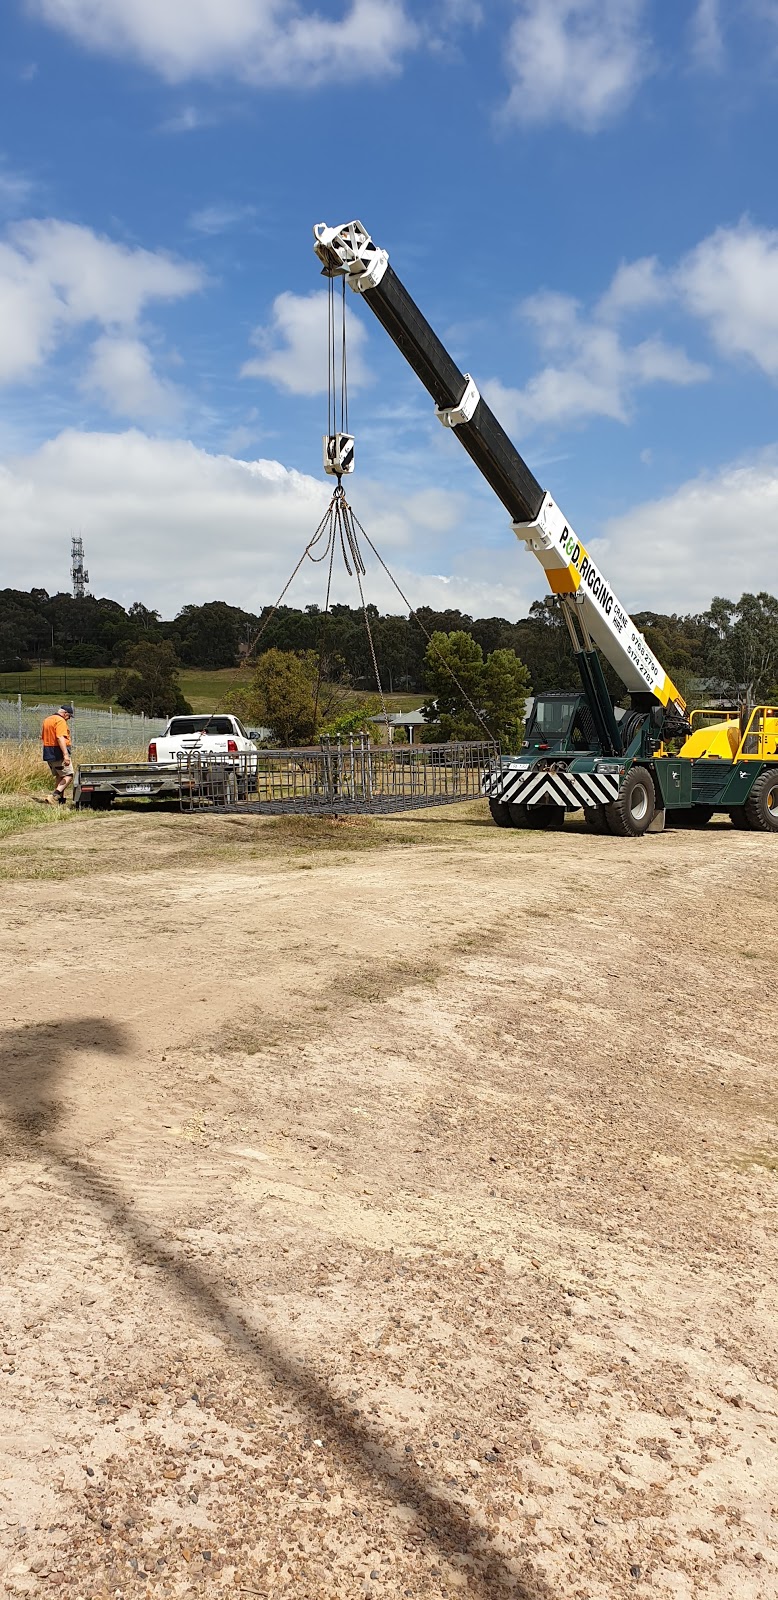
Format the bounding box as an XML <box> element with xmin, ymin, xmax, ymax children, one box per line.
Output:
<box><xmin>604</xmin><ymin>767</ymin><xmax>656</xmax><ymax>837</ymax></box>
<box><xmin>584</xmin><ymin>806</ymin><xmax>611</xmax><ymax>834</ymax></box>
<box><xmin>743</xmin><ymin>768</ymin><xmax>778</xmax><ymax>833</ymax></box>
<box><xmin>489</xmin><ymin>799</ymin><xmax>516</xmax><ymax>828</ymax></box>
<box><xmin>730</xmin><ymin>806</ymin><xmax>751</xmax><ymax>830</ymax></box>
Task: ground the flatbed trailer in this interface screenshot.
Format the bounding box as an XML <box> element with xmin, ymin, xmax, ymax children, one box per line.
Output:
<box><xmin>74</xmin><ymin>762</ymin><xmax>188</xmax><ymax>808</ymax></box>
<box><xmin>74</xmin><ymin>758</ymin><xmax>255</xmax><ymax>809</ymax></box>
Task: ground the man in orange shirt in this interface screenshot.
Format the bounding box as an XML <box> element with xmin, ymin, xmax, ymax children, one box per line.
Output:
<box><xmin>41</xmin><ymin>704</ymin><xmax>74</xmax><ymax>805</ymax></box>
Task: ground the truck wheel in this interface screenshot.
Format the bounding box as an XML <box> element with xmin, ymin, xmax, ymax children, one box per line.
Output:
<box><xmin>584</xmin><ymin>806</ymin><xmax>611</xmax><ymax>834</ymax></box>
<box><xmin>489</xmin><ymin>799</ymin><xmax>515</xmax><ymax>827</ymax></box>
<box><xmin>604</xmin><ymin>767</ymin><xmax>655</xmax><ymax>837</ymax></box>
<box><xmin>743</xmin><ymin>767</ymin><xmax>778</xmax><ymax>832</ymax></box>
<box><xmin>524</xmin><ymin>806</ymin><xmax>565</xmax><ymax>830</ymax></box>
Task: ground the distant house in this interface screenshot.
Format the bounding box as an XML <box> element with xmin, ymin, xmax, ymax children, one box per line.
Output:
<box><xmin>369</xmin><ymin>709</ymin><xmax>429</xmax><ymax>744</ymax></box>
<box><xmin>370</xmin><ymin>697</ymin><xmax>536</xmax><ymax>745</ymax></box>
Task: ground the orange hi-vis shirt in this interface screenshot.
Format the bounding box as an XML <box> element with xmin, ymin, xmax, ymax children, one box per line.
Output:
<box><xmin>41</xmin><ymin>713</ymin><xmax>71</xmax><ymax>759</ymax></box>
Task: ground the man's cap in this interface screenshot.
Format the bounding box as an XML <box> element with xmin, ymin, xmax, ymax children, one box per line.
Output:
<box><xmin>59</xmin><ymin>704</ymin><xmax>75</xmax><ymax>715</ymax></box>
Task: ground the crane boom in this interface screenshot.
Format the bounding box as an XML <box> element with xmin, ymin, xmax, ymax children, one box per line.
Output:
<box><xmin>313</xmin><ymin>220</ymin><xmax>685</xmax><ymax>722</ymax></box>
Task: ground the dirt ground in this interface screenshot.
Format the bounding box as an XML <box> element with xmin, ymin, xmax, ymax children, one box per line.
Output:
<box><xmin>1</xmin><ymin>802</ymin><xmax>777</xmax><ymax>1600</ymax></box>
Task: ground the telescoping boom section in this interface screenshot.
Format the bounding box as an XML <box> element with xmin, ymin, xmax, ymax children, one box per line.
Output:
<box><xmin>313</xmin><ymin>220</ymin><xmax>684</xmax><ymax>720</ymax></box>
<box><xmin>313</xmin><ymin>219</ymin><xmax>778</xmax><ymax>837</ymax></box>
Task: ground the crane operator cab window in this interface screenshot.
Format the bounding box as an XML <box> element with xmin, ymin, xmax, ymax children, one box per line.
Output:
<box><xmin>523</xmin><ymin>696</ymin><xmax>582</xmax><ymax>752</ymax></box>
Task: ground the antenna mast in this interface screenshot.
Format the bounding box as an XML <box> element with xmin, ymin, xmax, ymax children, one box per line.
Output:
<box><xmin>71</xmin><ymin>535</ymin><xmax>89</xmax><ymax>599</ymax></box>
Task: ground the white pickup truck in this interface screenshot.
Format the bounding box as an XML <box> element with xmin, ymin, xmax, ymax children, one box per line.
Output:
<box><xmin>75</xmin><ymin>714</ymin><xmax>258</xmax><ymax>809</ymax></box>
<box><xmin>148</xmin><ymin>714</ymin><xmax>257</xmax><ymax>767</ymax></box>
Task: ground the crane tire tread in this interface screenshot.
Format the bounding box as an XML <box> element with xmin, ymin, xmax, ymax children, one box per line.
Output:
<box><xmin>489</xmin><ymin>799</ymin><xmax>515</xmax><ymax>828</ymax></box>
<box><xmin>743</xmin><ymin>767</ymin><xmax>778</xmax><ymax>833</ymax></box>
<box><xmin>604</xmin><ymin>766</ymin><xmax>656</xmax><ymax>838</ymax></box>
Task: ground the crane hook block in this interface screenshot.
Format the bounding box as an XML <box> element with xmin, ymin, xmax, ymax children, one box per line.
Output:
<box><xmin>323</xmin><ymin>433</ymin><xmax>355</xmax><ymax>476</ymax></box>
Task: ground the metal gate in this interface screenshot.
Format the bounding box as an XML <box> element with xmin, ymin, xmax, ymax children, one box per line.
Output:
<box><xmin>177</xmin><ymin>736</ymin><xmax>498</xmax><ymax>815</ymax></box>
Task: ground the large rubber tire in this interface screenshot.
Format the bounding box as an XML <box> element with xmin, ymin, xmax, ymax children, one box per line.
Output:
<box><xmin>584</xmin><ymin>806</ymin><xmax>611</xmax><ymax>834</ymax></box>
<box><xmin>743</xmin><ymin>768</ymin><xmax>778</xmax><ymax>833</ymax></box>
<box><xmin>604</xmin><ymin>767</ymin><xmax>656</xmax><ymax>837</ymax></box>
<box><xmin>489</xmin><ymin>799</ymin><xmax>516</xmax><ymax>828</ymax></box>
<box><xmin>525</xmin><ymin>807</ymin><xmax>566</xmax><ymax>830</ymax></box>
<box><xmin>730</xmin><ymin>806</ymin><xmax>751</xmax><ymax>830</ymax></box>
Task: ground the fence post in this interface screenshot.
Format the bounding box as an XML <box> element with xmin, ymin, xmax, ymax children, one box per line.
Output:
<box><xmin>110</xmin><ymin>705</ymin><xmax>113</xmax><ymax>746</ymax></box>
<box><xmin>17</xmin><ymin>693</ymin><xmax>22</xmax><ymax>746</ymax></box>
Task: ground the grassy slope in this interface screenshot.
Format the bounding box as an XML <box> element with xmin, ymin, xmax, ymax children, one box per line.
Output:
<box><xmin>1</xmin><ymin>667</ymin><xmax>426</xmax><ymax>714</ymax></box>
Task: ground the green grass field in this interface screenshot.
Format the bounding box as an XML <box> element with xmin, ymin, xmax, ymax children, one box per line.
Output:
<box><xmin>0</xmin><ymin>665</ymin><xmax>426</xmax><ymax>715</ymax></box>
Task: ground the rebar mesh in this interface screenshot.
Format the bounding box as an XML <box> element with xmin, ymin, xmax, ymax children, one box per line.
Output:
<box><xmin>177</xmin><ymin>736</ymin><xmax>499</xmax><ymax>815</ymax></box>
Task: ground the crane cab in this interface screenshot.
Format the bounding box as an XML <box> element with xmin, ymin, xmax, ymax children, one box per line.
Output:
<box><xmin>522</xmin><ymin>692</ymin><xmax>613</xmax><ymax>757</ymax></box>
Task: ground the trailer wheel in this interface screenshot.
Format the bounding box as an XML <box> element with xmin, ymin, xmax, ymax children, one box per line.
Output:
<box><xmin>604</xmin><ymin>767</ymin><xmax>655</xmax><ymax>837</ymax></box>
<box><xmin>584</xmin><ymin>806</ymin><xmax>611</xmax><ymax>834</ymax></box>
<box><xmin>79</xmin><ymin>791</ymin><xmax>113</xmax><ymax>810</ymax></box>
<box><xmin>489</xmin><ymin>799</ymin><xmax>515</xmax><ymax>828</ymax></box>
<box><xmin>743</xmin><ymin>767</ymin><xmax>778</xmax><ymax>833</ymax></box>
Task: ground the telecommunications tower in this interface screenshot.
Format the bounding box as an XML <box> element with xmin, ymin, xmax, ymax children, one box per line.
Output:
<box><xmin>71</xmin><ymin>535</ymin><xmax>89</xmax><ymax>599</ymax></box>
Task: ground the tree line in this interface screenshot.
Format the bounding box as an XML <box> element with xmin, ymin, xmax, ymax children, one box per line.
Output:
<box><xmin>2</xmin><ymin>585</ymin><xmax>777</xmax><ymax>708</ymax></box>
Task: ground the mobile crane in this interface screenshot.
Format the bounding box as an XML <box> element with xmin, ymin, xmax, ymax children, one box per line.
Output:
<box><xmin>313</xmin><ymin>220</ymin><xmax>778</xmax><ymax>836</ymax></box>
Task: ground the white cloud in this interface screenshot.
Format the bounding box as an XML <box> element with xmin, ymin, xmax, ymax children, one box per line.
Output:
<box><xmin>32</xmin><ymin>0</ymin><xmax>416</xmax><ymax>86</ymax></box>
<box><xmin>600</xmin><ymin>452</ymin><xmax>778</xmax><ymax>610</ymax></box>
<box><xmin>158</xmin><ymin>106</ymin><xmax>213</xmax><ymax>134</ymax></box>
<box><xmin>690</xmin><ymin>0</ymin><xmax>724</xmax><ymax>70</ymax></box>
<box><xmin>502</xmin><ymin>0</ymin><xmax>650</xmax><ymax>131</ymax></box>
<box><xmin>188</xmin><ymin>202</ymin><xmax>255</xmax><ymax>235</ymax></box>
<box><xmin>596</xmin><ymin>256</ymin><xmax>668</xmax><ymax>321</ymax></box>
<box><xmin>0</xmin><ymin>161</ymin><xmax>34</xmax><ymax>215</ymax></box>
<box><xmin>676</xmin><ymin>220</ymin><xmax>778</xmax><ymax>378</ymax></box>
<box><xmin>0</xmin><ymin>218</ymin><xmax>203</xmax><ymax>386</ymax></box>
<box><xmin>482</xmin><ymin>286</ymin><xmax>707</xmax><ymax>434</ymax></box>
<box><xmin>481</xmin><ymin>220</ymin><xmax>778</xmax><ymax>438</ymax></box>
<box><xmin>81</xmin><ymin>336</ymin><xmax>183</xmax><ymax>420</ymax></box>
<box><xmin>242</xmin><ymin>290</ymin><xmax>372</xmax><ymax>397</ymax></box>
<box><xmin>0</xmin><ymin>428</ymin><xmax>532</xmax><ymax>619</ymax></box>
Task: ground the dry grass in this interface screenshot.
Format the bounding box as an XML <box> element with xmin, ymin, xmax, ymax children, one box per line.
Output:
<box><xmin>0</xmin><ymin>739</ymin><xmax>145</xmax><ymax>794</ymax></box>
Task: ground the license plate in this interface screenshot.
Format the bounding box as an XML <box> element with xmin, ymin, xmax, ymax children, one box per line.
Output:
<box><xmin>124</xmin><ymin>784</ymin><xmax>154</xmax><ymax>794</ymax></box>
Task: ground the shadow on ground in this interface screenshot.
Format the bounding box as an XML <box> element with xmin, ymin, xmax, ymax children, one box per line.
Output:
<box><xmin>0</xmin><ymin>1019</ymin><xmax>549</xmax><ymax>1599</ymax></box>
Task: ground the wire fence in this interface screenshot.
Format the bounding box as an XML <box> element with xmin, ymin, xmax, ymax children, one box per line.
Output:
<box><xmin>177</xmin><ymin>736</ymin><xmax>499</xmax><ymax>815</ymax></box>
<box><xmin>0</xmin><ymin>697</ymin><xmax>168</xmax><ymax>747</ymax></box>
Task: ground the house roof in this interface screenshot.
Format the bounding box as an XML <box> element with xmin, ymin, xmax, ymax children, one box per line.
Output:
<box><xmin>369</xmin><ymin>709</ymin><xmax>428</xmax><ymax>727</ymax></box>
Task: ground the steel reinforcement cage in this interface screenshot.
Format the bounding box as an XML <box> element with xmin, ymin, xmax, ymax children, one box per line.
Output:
<box><xmin>177</xmin><ymin>736</ymin><xmax>499</xmax><ymax>815</ymax></box>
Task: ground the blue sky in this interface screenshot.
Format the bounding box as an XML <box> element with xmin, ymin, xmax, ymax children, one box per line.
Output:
<box><xmin>1</xmin><ymin>0</ymin><xmax>777</xmax><ymax>620</ymax></box>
